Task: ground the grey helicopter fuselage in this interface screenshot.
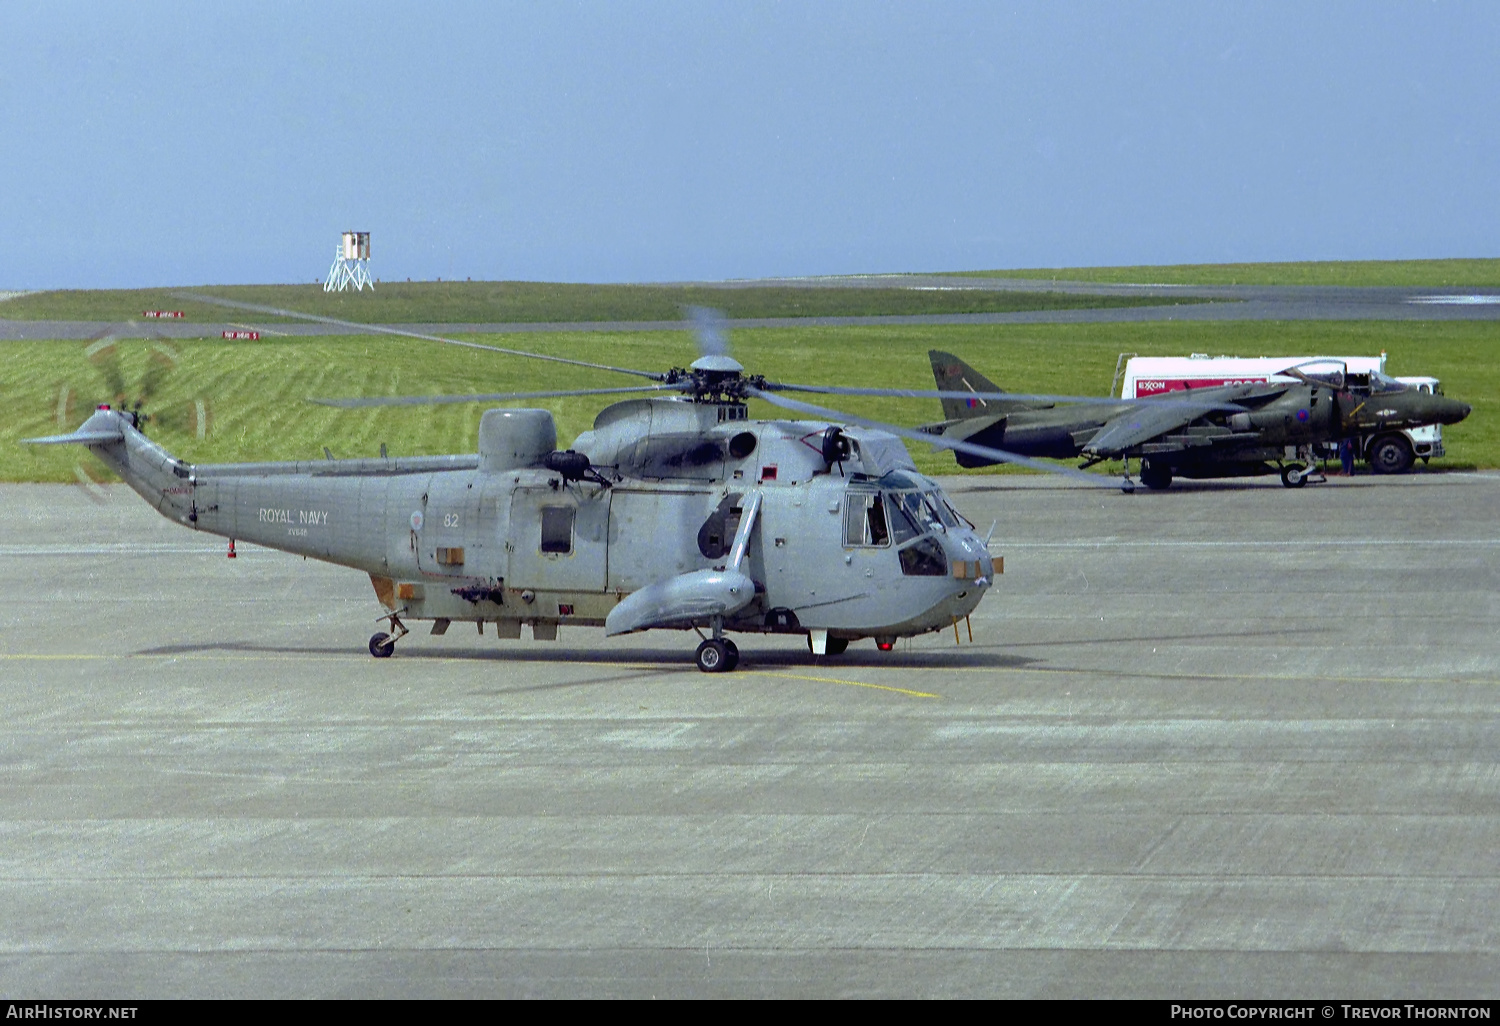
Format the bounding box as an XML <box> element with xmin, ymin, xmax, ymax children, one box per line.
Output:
<box><xmin>64</xmin><ymin>396</ymin><xmax>993</xmax><ymax>658</ymax></box>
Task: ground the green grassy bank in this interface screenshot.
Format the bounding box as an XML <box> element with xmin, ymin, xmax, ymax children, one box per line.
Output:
<box><xmin>0</xmin><ymin>281</ymin><xmax>1184</xmax><ymax>325</ymax></box>
<box><xmin>943</xmin><ymin>257</ymin><xmax>1500</xmax><ymax>288</ymax></box>
<box><xmin>4</xmin><ymin>320</ymin><xmax>1493</xmax><ymax>483</ymax></box>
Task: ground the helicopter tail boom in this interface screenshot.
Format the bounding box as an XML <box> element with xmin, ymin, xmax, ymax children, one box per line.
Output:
<box><xmin>21</xmin><ymin>427</ymin><xmax>127</xmax><ymax>446</ymax></box>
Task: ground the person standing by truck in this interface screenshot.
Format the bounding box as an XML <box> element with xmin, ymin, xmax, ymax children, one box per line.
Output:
<box><xmin>1339</xmin><ymin>437</ymin><xmax>1355</xmax><ymax>476</ymax></box>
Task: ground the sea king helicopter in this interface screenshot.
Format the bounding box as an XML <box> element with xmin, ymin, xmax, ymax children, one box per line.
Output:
<box><xmin>25</xmin><ymin>299</ymin><xmax>1235</xmax><ymax>671</ymax></box>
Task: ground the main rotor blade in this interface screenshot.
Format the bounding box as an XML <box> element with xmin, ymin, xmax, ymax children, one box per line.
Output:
<box><xmin>310</xmin><ymin>384</ymin><xmax>678</xmax><ymax>408</ymax></box>
<box><xmin>745</xmin><ymin>387</ymin><xmax>1114</xmax><ymax>487</ymax></box>
<box><xmin>176</xmin><ymin>292</ymin><xmax>667</xmax><ymax>381</ymax></box>
<box><xmin>768</xmin><ymin>382</ymin><xmax>1247</xmax><ymax>413</ymax></box>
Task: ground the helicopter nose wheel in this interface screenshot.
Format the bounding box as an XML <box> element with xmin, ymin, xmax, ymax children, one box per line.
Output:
<box><xmin>695</xmin><ymin>638</ymin><xmax>739</xmax><ymax>673</ymax></box>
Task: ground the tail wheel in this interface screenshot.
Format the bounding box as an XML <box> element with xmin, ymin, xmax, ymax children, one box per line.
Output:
<box><xmin>1368</xmin><ymin>434</ymin><xmax>1414</xmax><ymax>474</ymax></box>
<box><xmin>369</xmin><ymin>632</ymin><xmax>396</xmax><ymax>658</ymax></box>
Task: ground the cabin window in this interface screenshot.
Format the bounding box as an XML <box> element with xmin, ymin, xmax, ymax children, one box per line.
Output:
<box><xmin>540</xmin><ymin>506</ymin><xmax>574</xmax><ymax>554</ymax></box>
<box><xmin>843</xmin><ymin>493</ymin><xmax>890</xmax><ymax>547</ymax></box>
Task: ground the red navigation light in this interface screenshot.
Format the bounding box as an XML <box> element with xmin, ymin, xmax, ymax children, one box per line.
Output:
<box><xmin>876</xmin><ymin>640</ymin><xmax>894</xmax><ymax>651</ymax></box>
<box><xmin>97</xmin><ymin>404</ymin><xmax>111</xmax><ymax>410</ymax></box>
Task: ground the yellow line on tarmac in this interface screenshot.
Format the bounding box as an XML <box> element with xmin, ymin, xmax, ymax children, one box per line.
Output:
<box><xmin>884</xmin><ymin>661</ymin><xmax>1499</xmax><ymax>687</ymax></box>
<box><xmin>749</xmin><ymin>670</ymin><xmax>939</xmax><ymax>699</ymax></box>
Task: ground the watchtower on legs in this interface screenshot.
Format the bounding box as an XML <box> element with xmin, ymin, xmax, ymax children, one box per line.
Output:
<box><xmin>324</xmin><ymin>231</ymin><xmax>373</xmax><ymax>292</ymax></box>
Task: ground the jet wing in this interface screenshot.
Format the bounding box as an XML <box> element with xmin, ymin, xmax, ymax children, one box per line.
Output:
<box><xmin>1082</xmin><ymin>404</ymin><xmax>1200</xmax><ymax>456</ymax></box>
<box><xmin>1082</xmin><ymin>383</ymin><xmax>1273</xmax><ymax>456</ymax></box>
<box><xmin>916</xmin><ymin>415</ymin><xmax>1007</xmax><ymax>445</ymax></box>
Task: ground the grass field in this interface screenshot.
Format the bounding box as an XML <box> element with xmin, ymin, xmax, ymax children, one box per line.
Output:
<box><xmin>943</xmin><ymin>258</ymin><xmax>1500</xmax><ymax>288</ymax></box>
<box><xmin>4</xmin><ymin>320</ymin><xmax>1494</xmax><ymax>484</ymax></box>
<box><xmin>0</xmin><ymin>281</ymin><xmax>1186</xmax><ymax>324</ymax></box>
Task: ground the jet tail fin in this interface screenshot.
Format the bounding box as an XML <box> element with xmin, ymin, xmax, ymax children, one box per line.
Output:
<box><xmin>928</xmin><ymin>350</ymin><xmax>1045</xmax><ymax>420</ymax></box>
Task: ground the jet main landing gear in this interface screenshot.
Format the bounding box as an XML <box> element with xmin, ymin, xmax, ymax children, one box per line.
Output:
<box><xmin>1139</xmin><ymin>459</ymin><xmax>1173</xmax><ymax>490</ymax></box>
<box><xmin>1280</xmin><ymin>448</ymin><xmax>1327</xmax><ymax>489</ymax></box>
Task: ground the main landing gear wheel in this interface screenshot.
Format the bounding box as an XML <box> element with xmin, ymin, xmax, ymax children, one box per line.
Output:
<box><xmin>1139</xmin><ymin>460</ymin><xmax>1173</xmax><ymax>490</ymax></box>
<box><xmin>1281</xmin><ymin>465</ymin><xmax>1308</xmax><ymax>488</ymax></box>
<box><xmin>695</xmin><ymin>638</ymin><xmax>738</xmax><ymax>673</ymax></box>
<box><xmin>806</xmin><ymin>635</ymin><xmax>849</xmax><ymax>656</ymax></box>
<box><xmin>369</xmin><ymin>632</ymin><xmax>396</xmax><ymax>658</ymax></box>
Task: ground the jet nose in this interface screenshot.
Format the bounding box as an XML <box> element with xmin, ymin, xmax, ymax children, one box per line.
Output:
<box><xmin>1441</xmin><ymin>399</ymin><xmax>1472</xmax><ymax>425</ymax></box>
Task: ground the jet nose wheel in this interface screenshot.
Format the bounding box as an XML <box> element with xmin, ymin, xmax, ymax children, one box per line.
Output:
<box><xmin>695</xmin><ymin>638</ymin><xmax>738</xmax><ymax>673</ymax></box>
<box><xmin>1281</xmin><ymin>465</ymin><xmax>1308</xmax><ymax>488</ymax></box>
<box><xmin>369</xmin><ymin>632</ymin><xmax>396</xmax><ymax>658</ymax></box>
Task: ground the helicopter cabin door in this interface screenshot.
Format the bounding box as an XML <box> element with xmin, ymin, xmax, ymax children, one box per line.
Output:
<box><xmin>415</xmin><ymin>476</ymin><xmax>505</xmax><ymax>580</ymax></box>
<box><xmin>507</xmin><ymin>485</ymin><xmax>611</xmax><ymax>591</ymax></box>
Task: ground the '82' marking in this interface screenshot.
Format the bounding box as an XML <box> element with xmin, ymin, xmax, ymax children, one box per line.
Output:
<box><xmin>443</xmin><ymin>513</ymin><xmax>461</xmax><ymax>528</ymax></box>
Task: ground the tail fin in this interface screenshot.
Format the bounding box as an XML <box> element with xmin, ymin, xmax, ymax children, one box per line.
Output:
<box><xmin>928</xmin><ymin>350</ymin><xmax>1041</xmax><ymax>420</ymax></box>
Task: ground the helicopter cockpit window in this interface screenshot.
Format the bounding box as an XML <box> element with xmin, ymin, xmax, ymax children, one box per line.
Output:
<box><xmin>844</xmin><ymin>492</ymin><xmax>890</xmax><ymax>547</ymax></box>
<box><xmin>941</xmin><ymin>497</ymin><xmax>973</xmax><ymax>530</ymax></box>
<box><xmin>884</xmin><ymin>494</ymin><xmax>921</xmax><ymax>544</ymax></box>
<box><xmin>540</xmin><ymin>506</ymin><xmax>574</xmax><ymax>554</ymax></box>
<box><xmin>898</xmin><ymin>536</ymin><xmax>949</xmax><ymax>576</ymax></box>
<box><xmin>888</xmin><ymin>491</ymin><xmax>938</xmax><ymax>534</ymax></box>
<box><xmin>879</xmin><ymin>470</ymin><xmax>922</xmax><ymax>491</ymax></box>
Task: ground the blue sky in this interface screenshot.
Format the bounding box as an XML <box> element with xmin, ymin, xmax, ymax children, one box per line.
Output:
<box><xmin>2</xmin><ymin>1</ymin><xmax>1497</xmax><ymax>288</ymax></box>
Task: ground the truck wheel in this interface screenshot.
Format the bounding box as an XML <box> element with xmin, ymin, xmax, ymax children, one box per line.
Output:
<box><xmin>1368</xmin><ymin>434</ymin><xmax>1414</xmax><ymax>474</ymax></box>
<box><xmin>1140</xmin><ymin>460</ymin><xmax>1173</xmax><ymax>490</ymax></box>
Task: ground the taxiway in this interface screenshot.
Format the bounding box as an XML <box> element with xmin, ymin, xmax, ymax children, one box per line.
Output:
<box><xmin>0</xmin><ymin>476</ymin><xmax>1496</xmax><ymax>997</ymax></box>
